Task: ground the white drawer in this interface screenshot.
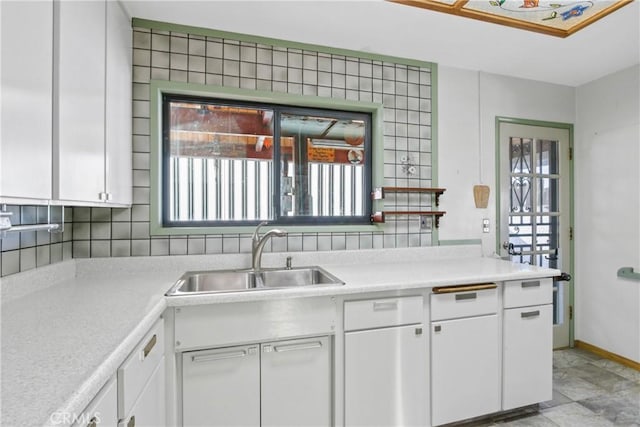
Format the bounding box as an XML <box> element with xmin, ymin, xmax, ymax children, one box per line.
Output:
<box><xmin>118</xmin><ymin>317</ymin><xmax>164</xmax><ymax>418</ymax></box>
<box><xmin>344</xmin><ymin>296</ymin><xmax>423</xmax><ymax>331</ymax></box>
<box><xmin>503</xmin><ymin>278</ymin><xmax>553</xmax><ymax>308</ymax></box>
<box><xmin>431</xmin><ymin>284</ymin><xmax>498</xmax><ymax>321</ymax></box>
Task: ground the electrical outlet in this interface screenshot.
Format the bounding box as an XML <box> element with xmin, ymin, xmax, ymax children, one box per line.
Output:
<box><xmin>420</xmin><ymin>215</ymin><xmax>432</xmax><ymax>231</ymax></box>
<box><xmin>482</xmin><ymin>218</ymin><xmax>490</xmax><ymax>233</ymax></box>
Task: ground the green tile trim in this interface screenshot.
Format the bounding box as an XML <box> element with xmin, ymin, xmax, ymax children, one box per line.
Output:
<box><xmin>132</xmin><ymin>18</ymin><xmax>436</xmax><ymax>70</ymax></box>
<box><xmin>431</xmin><ymin>64</ymin><xmax>439</xmax><ymax>246</ymax></box>
<box><xmin>149</xmin><ymin>80</ymin><xmax>385</xmax><ymax>236</ymax></box>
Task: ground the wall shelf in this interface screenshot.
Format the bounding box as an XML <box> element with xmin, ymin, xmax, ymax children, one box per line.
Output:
<box><xmin>371</xmin><ymin>187</ymin><xmax>446</xmax><ymax>206</ymax></box>
<box><xmin>371</xmin><ymin>211</ymin><xmax>446</xmax><ymax>228</ymax></box>
<box><xmin>370</xmin><ymin>187</ymin><xmax>447</xmax><ymax>227</ymax></box>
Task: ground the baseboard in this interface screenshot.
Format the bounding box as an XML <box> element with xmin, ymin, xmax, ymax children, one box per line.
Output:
<box><xmin>574</xmin><ymin>340</ymin><xmax>640</xmax><ymax>371</ymax></box>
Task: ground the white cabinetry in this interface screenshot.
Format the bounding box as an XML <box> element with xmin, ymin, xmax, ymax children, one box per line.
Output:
<box><xmin>502</xmin><ymin>279</ymin><xmax>553</xmax><ymax>410</ymax></box>
<box><xmin>117</xmin><ymin>318</ymin><xmax>165</xmax><ymax>427</ymax></box>
<box><xmin>182</xmin><ymin>336</ymin><xmax>331</xmax><ymax>427</ymax></box>
<box><xmin>182</xmin><ymin>344</ymin><xmax>260</xmax><ymax>426</ymax></box>
<box><xmin>72</xmin><ymin>376</ymin><xmax>118</xmax><ymax>427</ymax></box>
<box><xmin>53</xmin><ymin>0</ymin><xmax>131</xmax><ymax>206</ymax></box>
<box><xmin>0</xmin><ymin>0</ymin><xmax>53</xmax><ymax>204</ymax></box>
<box><xmin>104</xmin><ymin>0</ymin><xmax>133</xmax><ymax>206</ymax></box>
<box><xmin>344</xmin><ymin>296</ymin><xmax>426</xmax><ymax>426</ymax></box>
<box><xmin>261</xmin><ymin>337</ymin><xmax>331</xmax><ymax>427</ymax></box>
<box><xmin>430</xmin><ymin>285</ymin><xmax>500</xmax><ymax>426</ymax></box>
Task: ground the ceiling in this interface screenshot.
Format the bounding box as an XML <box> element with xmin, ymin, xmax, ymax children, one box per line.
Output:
<box><xmin>122</xmin><ymin>0</ymin><xmax>640</xmax><ymax>87</ymax></box>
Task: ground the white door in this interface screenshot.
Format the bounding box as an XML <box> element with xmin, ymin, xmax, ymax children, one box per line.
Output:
<box><xmin>0</xmin><ymin>0</ymin><xmax>53</xmax><ymax>202</ymax></box>
<box><xmin>261</xmin><ymin>336</ymin><xmax>331</xmax><ymax>427</ymax></box>
<box><xmin>497</xmin><ymin>120</ymin><xmax>572</xmax><ymax>349</ymax></box>
<box><xmin>431</xmin><ymin>315</ymin><xmax>500</xmax><ymax>426</ymax></box>
<box><xmin>118</xmin><ymin>358</ymin><xmax>166</xmax><ymax>427</ymax></box>
<box><xmin>345</xmin><ymin>325</ymin><xmax>426</xmax><ymax>427</ymax></box>
<box><xmin>503</xmin><ymin>305</ymin><xmax>553</xmax><ymax>410</ymax></box>
<box><xmin>182</xmin><ymin>345</ymin><xmax>260</xmax><ymax>427</ymax></box>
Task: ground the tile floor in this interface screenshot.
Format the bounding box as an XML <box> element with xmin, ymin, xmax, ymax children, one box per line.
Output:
<box><xmin>450</xmin><ymin>348</ymin><xmax>640</xmax><ymax>427</ymax></box>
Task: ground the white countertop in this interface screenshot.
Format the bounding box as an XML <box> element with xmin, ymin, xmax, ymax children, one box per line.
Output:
<box><xmin>0</xmin><ymin>246</ymin><xmax>559</xmax><ymax>427</ymax></box>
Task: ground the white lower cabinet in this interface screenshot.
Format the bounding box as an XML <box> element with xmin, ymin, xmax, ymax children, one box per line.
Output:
<box><xmin>182</xmin><ymin>336</ymin><xmax>331</xmax><ymax>427</ymax></box>
<box><xmin>73</xmin><ymin>376</ymin><xmax>118</xmax><ymax>427</ymax></box>
<box><xmin>345</xmin><ymin>324</ymin><xmax>426</xmax><ymax>426</ymax></box>
<box><xmin>118</xmin><ymin>357</ymin><xmax>166</xmax><ymax>427</ymax></box>
<box><xmin>118</xmin><ymin>318</ymin><xmax>166</xmax><ymax>427</ymax></box>
<box><xmin>343</xmin><ymin>296</ymin><xmax>426</xmax><ymax>427</ymax></box>
<box><xmin>430</xmin><ymin>286</ymin><xmax>500</xmax><ymax>426</ymax></box>
<box><xmin>503</xmin><ymin>279</ymin><xmax>554</xmax><ymax>411</ymax></box>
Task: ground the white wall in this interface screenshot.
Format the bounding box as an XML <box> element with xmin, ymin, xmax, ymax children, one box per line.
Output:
<box><xmin>438</xmin><ymin>67</ymin><xmax>575</xmax><ymax>256</ymax></box>
<box><xmin>575</xmin><ymin>64</ymin><xmax>640</xmax><ymax>363</ymax></box>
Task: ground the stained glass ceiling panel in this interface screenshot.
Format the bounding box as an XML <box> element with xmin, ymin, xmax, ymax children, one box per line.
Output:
<box><xmin>390</xmin><ymin>0</ymin><xmax>634</xmax><ymax>37</ymax></box>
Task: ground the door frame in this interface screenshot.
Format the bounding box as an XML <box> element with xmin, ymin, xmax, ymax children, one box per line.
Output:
<box><xmin>495</xmin><ymin>116</ymin><xmax>575</xmax><ymax>347</ymax></box>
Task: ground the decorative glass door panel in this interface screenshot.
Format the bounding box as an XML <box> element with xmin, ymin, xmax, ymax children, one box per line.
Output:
<box><xmin>499</xmin><ymin>121</ymin><xmax>572</xmax><ymax>349</ymax></box>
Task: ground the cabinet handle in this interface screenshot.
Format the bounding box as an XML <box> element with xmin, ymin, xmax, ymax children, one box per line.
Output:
<box><xmin>455</xmin><ymin>292</ymin><xmax>477</xmax><ymax>301</ymax></box>
<box><xmin>522</xmin><ymin>280</ymin><xmax>540</xmax><ymax>288</ymax></box>
<box><xmin>521</xmin><ymin>310</ymin><xmax>540</xmax><ymax>318</ymax></box>
<box><xmin>192</xmin><ymin>349</ymin><xmax>249</xmax><ymax>363</ymax></box>
<box><xmin>127</xmin><ymin>415</ymin><xmax>135</xmax><ymax>427</ymax></box>
<box><xmin>87</xmin><ymin>417</ymin><xmax>97</xmax><ymax>427</ymax></box>
<box><xmin>434</xmin><ymin>325</ymin><xmax>441</xmax><ymax>332</ymax></box>
<box><xmin>273</xmin><ymin>341</ymin><xmax>323</xmax><ymax>353</ymax></box>
<box><xmin>373</xmin><ymin>301</ymin><xmax>398</xmax><ymax>311</ymax></box>
<box><xmin>142</xmin><ymin>334</ymin><xmax>157</xmax><ymax>359</ymax></box>
<box><xmin>415</xmin><ymin>327</ymin><xmax>423</xmax><ymax>336</ymax></box>
<box><xmin>433</xmin><ymin>283</ymin><xmax>496</xmax><ymax>293</ymax></box>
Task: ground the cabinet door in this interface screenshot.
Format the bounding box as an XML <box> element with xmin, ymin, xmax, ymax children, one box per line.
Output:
<box><xmin>73</xmin><ymin>376</ymin><xmax>118</xmax><ymax>427</ymax></box>
<box><xmin>431</xmin><ymin>315</ymin><xmax>500</xmax><ymax>426</ymax></box>
<box><xmin>503</xmin><ymin>304</ymin><xmax>553</xmax><ymax>410</ymax></box>
<box><xmin>0</xmin><ymin>0</ymin><xmax>53</xmax><ymax>202</ymax></box>
<box><xmin>345</xmin><ymin>325</ymin><xmax>426</xmax><ymax>427</ymax></box>
<box><xmin>54</xmin><ymin>0</ymin><xmax>106</xmax><ymax>203</ymax></box>
<box><xmin>182</xmin><ymin>345</ymin><xmax>260</xmax><ymax>427</ymax></box>
<box><xmin>119</xmin><ymin>357</ymin><xmax>165</xmax><ymax>427</ymax></box>
<box><xmin>105</xmin><ymin>0</ymin><xmax>132</xmax><ymax>206</ymax></box>
<box><xmin>261</xmin><ymin>336</ymin><xmax>331</xmax><ymax>427</ymax></box>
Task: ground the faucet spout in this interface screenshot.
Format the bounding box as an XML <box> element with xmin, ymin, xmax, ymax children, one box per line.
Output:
<box><xmin>251</xmin><ymin>222</ymin><xmax>287</xmax><ymax>270</ymax></box>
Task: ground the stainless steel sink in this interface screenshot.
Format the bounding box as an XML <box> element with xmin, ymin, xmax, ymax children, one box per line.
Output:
<box><xmin>166</xmin><ymin>266</ymin><xmax>344</xmax><ymax>296</ymax></box>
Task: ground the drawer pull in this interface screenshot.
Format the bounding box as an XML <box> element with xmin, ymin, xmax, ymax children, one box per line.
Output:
<box><xmin>415</xmin><ymin>327</ymin><xmax>423</xmax><ymax>336</ymax></box>
<box><xmin>522</xmin><ymin>280</ymin><xmax>540</xmax><ymax>288</ymax></box>
<box><xmin>87</xmin><ymin>417</ymin><xmax>97</xmax><ymax>427</ymax></box>
<box><xmin>192</xmin><ymin>349</ymin><xmax>248</xmax><ymax>363</ymax></box>
<box><xmin>433</xmin><ymin>283</ymin><xmax>497</xmax><ymax>294</ymax></box>
<box><xmin>274</xmin><ymin>341</ymin><xmax>322</xmax><ymax>353</ymax></box>
<box><xmin>434</xmin><ymin>325</ymin><xmax>441</xmax><ymax>332</ymax></box>
<box><xmin>455</xmin><ymin>292</ymin><xmax>477</xmax><ymax>301</ymax></box>
<box><xmin>521</xmin><ymin>310</ymin><xmax>540</xmax><ymax>318</ymax></box>
<box><xmin>373</xmin><ymin>301</ymin><xmax>398</xmax><ymax>311</ymax></box>
<box><xmin>142</xmin><ymin>334</ymin><xmax>157</xmax><ymax>359</ymax></box>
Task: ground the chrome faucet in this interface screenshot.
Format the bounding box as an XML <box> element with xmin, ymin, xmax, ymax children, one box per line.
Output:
<box><xmin>251</xmin><ymin>221</ymin><xmax>287</xmax><ymax>271</ymax></box>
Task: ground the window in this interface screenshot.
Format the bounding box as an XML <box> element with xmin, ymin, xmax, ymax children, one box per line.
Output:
<box><xmin>162</xmin><ymin>94</ymin><xmax>372</xmax><ymax>227</ymax></box>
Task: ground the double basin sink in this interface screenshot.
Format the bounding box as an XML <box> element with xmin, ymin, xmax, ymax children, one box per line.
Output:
<box><xmin>166</xmin><ymin>266</ymin><xmax>344</xmax><ymax>296</ymax></box>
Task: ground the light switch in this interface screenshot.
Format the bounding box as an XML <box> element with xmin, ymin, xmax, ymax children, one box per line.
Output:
<box><xmin>482</xmin><ymin>218</ymin><xmax>490</xmax><ymax>233</ymax></box>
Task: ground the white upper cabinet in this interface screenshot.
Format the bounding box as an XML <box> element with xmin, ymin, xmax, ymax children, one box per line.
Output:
<box><xmin>0</xmin><ymin>0</ymin><xmax>53</xmax><ymax>204</ymax></box>
<box><xmin>53</xmin><ymin>0</ymin><xmax>131</xmax><ymax>206</ymax></box>
<box><xmin>53</xmin><ymin>0</ymin><xmax>106</xmax><ymax>204</ymax></box>
<box><xmin>105</xmin><ymin>0</ymin><xmax>132</xmax><ymax>206</ymax></box>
